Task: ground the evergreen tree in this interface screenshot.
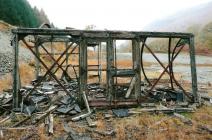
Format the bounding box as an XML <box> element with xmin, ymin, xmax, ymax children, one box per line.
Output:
<box><xmin>33</xmin><ymin>6</ymin><xmax>50</xmax><ymax>25</ymax></box>
<box><xmin>0</xmin><ymin>0</ymin><xmax>39</xmax><ymax>27</ymax></box>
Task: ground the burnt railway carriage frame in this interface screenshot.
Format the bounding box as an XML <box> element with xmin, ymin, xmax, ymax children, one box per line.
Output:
<box><xmin>11</xmin><ymin>28</ymin><xmax>198</xmax><ymax>109</ymax></box>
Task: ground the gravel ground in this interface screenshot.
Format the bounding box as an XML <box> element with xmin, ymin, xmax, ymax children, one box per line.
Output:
<box><xmin>0</xmin><ymin>28</ymin><xmax>33</xmax><ymax>76</ymax></box>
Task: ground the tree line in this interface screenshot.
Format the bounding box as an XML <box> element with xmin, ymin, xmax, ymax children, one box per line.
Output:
<box><xmin>0</xmin><ymin>0</ymin><xmax>50</xmax><ymax>27</ymax></box>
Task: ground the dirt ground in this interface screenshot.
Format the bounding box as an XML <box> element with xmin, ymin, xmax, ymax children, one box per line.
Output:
<box><xmin>0</xmin><ymin>105</ymin><xmax>211</xmax><ymax>140</ymax></box>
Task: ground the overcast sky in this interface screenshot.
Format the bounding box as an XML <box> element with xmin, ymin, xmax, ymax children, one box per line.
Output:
<box><xmin>28</xmin><ymin>0</ymin><xmax>212</xmax><ymax>30</ymax></box>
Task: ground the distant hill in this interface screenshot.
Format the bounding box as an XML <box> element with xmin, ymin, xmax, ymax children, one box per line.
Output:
<box><xmin>144</xmin><ymin>1</ymin><xmax>212</xmax><ymax>32</ymax></box>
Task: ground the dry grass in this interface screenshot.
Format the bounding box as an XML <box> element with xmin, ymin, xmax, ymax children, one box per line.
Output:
<box><xmin>96</xmin><ymin>112</ymin><xmax>106</xmax><ymax>131</ymax></box>
<box><xmin>19</xmin><ymin>62</ymin><xmax>35</xmax><ymax>86</ymax></box>
<box><xmin>116</xmin><ymin>124</ymin><xmax>126</xmax><ymax>140</ymax></box>
<box><xmin>110</xmin><ymin>106</ymin><xmax>212</xmax><ymax>140</ymax></box>
<box><xmin>0</xmin><ymin>73</ymin><xmax>12</xmax><ymax>92</ymax></box>
<box><xmin>0</xmin><ymin>20</ymin><xmax>13</xmax><ymax>30</ymax></box>
<box><xmin>0</xmin><ymin>62</ymin><xmax>34</xmax><ymax>92</ymax></box>
<box><xmin>37</xmin><ymin>123</ymin><xmax>49</xmax><ymax>140</ymax></box>
<box><xmin>192</xmin><ymin>106</ymin><xmax>212</xmax><ymax>125</ymax></box>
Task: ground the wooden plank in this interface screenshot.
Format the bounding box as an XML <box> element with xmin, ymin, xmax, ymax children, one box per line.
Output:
<box><xmin>189</xmin><ymin>37</ymin><xmax>198</xmax><ymax>102</ymax></box>
<box><xmin>86</xmin><ymin>117</ymin><xmax>96</xmax><ymax>127</ymax></box>
<box><xmin>132</xmin><ymin>39</ymin><xmax>141</xmax><ymax>99</ymax></box>
<box><xmin>125</xmin><ymin>76</ymin><xmax>136</xmax><ymax>98</ymax></box>
<box><xmin>0</xmin><ymin>116</ymin><xmax>10</xmax><ymax>124</ymax></box>
<box><xmin>45</xmin><ymin>114</ymin><xmax>54</xmax><ymax>134</ymax></box>
<box><xmin>33</xmin><ymin>105</ymin><xmax>57</xmax><ymax>124</ymax></box>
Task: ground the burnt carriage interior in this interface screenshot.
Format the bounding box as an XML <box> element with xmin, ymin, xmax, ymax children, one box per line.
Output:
<box><xmin>11</xmin><ymin>25</ymin><xmax>198</xmax><ymax>111</ymax></box>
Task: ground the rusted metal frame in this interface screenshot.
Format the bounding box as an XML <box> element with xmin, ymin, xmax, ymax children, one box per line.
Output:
<box><xmin>22</xmin><ymin>39</ymin><xmax>74</xmax><ymax>98</ymax></box>
<box><xmin>189</xmin><ymin>37</ymin><xmax>198</xmax><ymax>102</ymax></box>
<box><xmin>39</xmin><ymin>44</ymin><xmax>72</xmax><ymax>81</ymax></box>
<box><xmin>153</xmin><ymin>38</ymin><xmax>192</xmax><ymax>100</ymax></box>
<box><xmin>144</xmin><ymin>42</ymin><xmax>176</xmax><ymax>90</ymax></box>
<box><xmin>106</xmin><ymin>38</ymin><xmax>114</xmax><ymax>103</ymax></box>
<box><xmin>140</xmin><ymin>38</ymin><xmax>152</xmax><ymax>86</ymax></box>
<box><xmin>50</xmin><ymin>41</ymin><xmax>54</xmax><ymax>66</ymax></box>
<box><xmin>30</xmin><ymin>42</ymin><xmax>74</xmax><ymax>92</ymax></box>
<box><xmin>144</xmin><ymin>43</ymin><xmax>171</xmax><ymax>74</ymax></box>
<box><xmin>13</xmin><ymin>33</ymin><xmax>22</xmax><ymax>108</ymax></box>
<box><xmin>34</xmin><ymin>36</ymin><xmax>70</xmax><ymax>80</ymax></box>
<box><xmin>168</xmin><ymin>38</ymin><xmax>174</xmax><ymax>89</ymax></box>
<box><xmin>79</xmin><ymin>38</ymin><xmax>87</xmax><ymax>105</ymax></box>
<box><xmin>35</xmin><ymin>42</ymin><xmax>40</xmax><ymax>79</ymax></box>
<box><xmin>146</xmin><ymin>44</ymin><xmax>192</xmax><ymax>100</ymax></box>
<box><xmin>23</xmin><ymin>39</ymin><xmax>72</xmax><ymax>93</ymax></box>
<box><xmin>170</xmin><ymin>38</ymin><xmax>183</xmax><ymax>88</ymax></box>
<box><xmin>141</xmin><ymin>41</ymin><xmax>187</xmax><ymax>95</ymax></box>
<box><xmin>52</xmin><ymin>44</ymin><xmax>79</xmax><ymax>75</ymax></box>
<box><xmin>132</xmin><ymin>38</ymin><xmax>141</xmax><ymax>99</ymax></box>
<box><xmin>39</xmin><ymin>52</ymin><xmax>75</xmax><ymax>55</ymax></box>
<box><xmin>169</xmin><ymin>38</ymin><xmax>189</xmax><ymax>101</ymax></box>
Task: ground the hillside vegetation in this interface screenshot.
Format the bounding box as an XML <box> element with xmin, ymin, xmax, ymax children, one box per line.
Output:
<box><xmin>141</xmin><ymin>1</ymin><xmax>212</xmax><ymax>53</ymax></box>
<box><xmin>0</xmin><ymin>0</ymin><xmax>50</xmax><ymax>27</ymax></box>
<box><xmin>148</xmin><ymin>22</ymin><xmax>212</xmax><ymax>53</ymax></box>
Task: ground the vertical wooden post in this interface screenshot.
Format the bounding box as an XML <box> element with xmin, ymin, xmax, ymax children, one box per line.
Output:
<box><xmin>132</xmin><ymin>38</ymin><xmax>141</xmax><ymax>99</ymax></box>
<box><xmin>79</xmin><ymin>38</ymin><xmax>87</xmax><ymax>105</ymax></box>
<box><xmin>114</xmin><ymin>40</ymin><xmax>117</xmax><ymax>85</ymax></box>
<box><xmin>99</xmin><ymin>42</ymin><xmax>102</xmax><ymax>83</ymax></box>
<box><xmin>13</xmin><ymin>34</ymin><xmax>21</xmax><ymax>108</ymax></box>
<box><xmin>132</xmin><ymin>40</ymin><xmax>136</xmax><ymax>69</ymax></box>
<box><xmin>97</xmin><ymin>43</ymin><xmax>100</xmax><ymax>82</ymax></box>
<box><xmin>106</xmin><ymin>39</ymin><xmax>114</xmax><ymax>102</ymax></box>
<box><xmin>189</xmin><ymin>36</ymin><xmax>198</xmax><ymax>102</ymax></box>
<box><xmin>168</xmin><ymin>37</ymin><xmax>174</xmax><ymax>89</ymax></box>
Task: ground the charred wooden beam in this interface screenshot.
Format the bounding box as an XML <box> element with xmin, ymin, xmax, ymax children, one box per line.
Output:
<box><xmin>12</xmin><ymin>28</ymin><xmax>193</xmax><ymax>39</ymax></box>
<box><xmin>12</xmin><ymin>34</ymin><xmax>21</xmax><ymax>108</ymax></box>
<box><xmin>132</xmin><ymin>38</ymin><xmax>141</xmax><ymax>99</ymax></box>
<box><xmin>106</xmin><ymin>38</ymin><xmax>114</xmax><ymax>103</ymax></box>
<box><xmin>189</xmin><ymin>37</ymin><xmax>198</xmax><ymax>102</ymax></box>
<box><xmin>79</xmin><ymin>38</ymin><xmax>87</xmax><ymax>105</ymax></box>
